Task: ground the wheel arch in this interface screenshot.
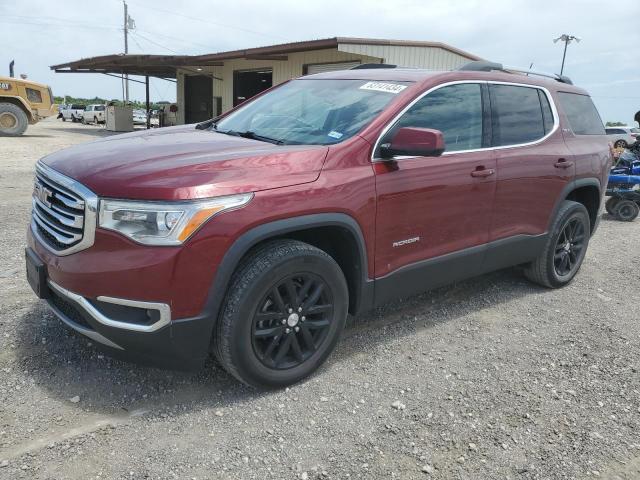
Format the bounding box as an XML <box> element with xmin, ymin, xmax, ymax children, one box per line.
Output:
<box><xmin>201</xmin><ymin>213</ymin><xmax>374</xmax><ymax>331</ymax></box>
<box><xmin>565</xmin><ymin>180</ymin><xmax>602</xmax><ymax>233</ymax></box>
<box><xmin>0</xmin><ymin>96</ymin><xmax>34</xmax><ymax>122</ymax></box>
<box><xmin>549</xmin><ymin>178</ymin><xmax>601</xmax><ymax>235</ymax></box>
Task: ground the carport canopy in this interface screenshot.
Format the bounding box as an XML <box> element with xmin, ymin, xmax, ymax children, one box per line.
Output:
<box><xmin>50</xmin><ymin>53</ymin><xmax>202</xmax><ymax>79</ymax></box>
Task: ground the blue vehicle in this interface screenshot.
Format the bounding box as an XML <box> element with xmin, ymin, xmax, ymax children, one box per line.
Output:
<box><xmin>606</xmin><ymin>146</ymin><xmax>640</xmax><ymax>221</ymax></box>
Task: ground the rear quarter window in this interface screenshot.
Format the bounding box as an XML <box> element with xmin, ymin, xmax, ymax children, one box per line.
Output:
<box><xmin>557</xmin><ymin>92</ymin><xmax>605</xmax><ymax>135</ymax></box>
<box><xmin>489</xmin><ymin>84</ymin><xmax>549</xmax><ymax>146</ymax></box>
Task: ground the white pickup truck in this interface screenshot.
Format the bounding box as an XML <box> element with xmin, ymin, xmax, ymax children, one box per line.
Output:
<box><xmin>59</xmin><ymin>104</ymin><xmax>85</xmax><ymax>123</ymax></box>
<box><xmin>82</xmin><ymin>104</ymin><xmax>106</xmax><ymax>124</ymax></box>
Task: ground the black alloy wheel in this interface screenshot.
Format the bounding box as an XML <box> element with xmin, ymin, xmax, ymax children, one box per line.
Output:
<box><xmin>524</xmin><ymin>200</ymin><xmax>591</xmax><ymax>288</ymax></box>
<box><xmin>215</xmin><ymin>239</ymin><xmax>349</xmax><ymax>388</ymax></box>
<box><xmin>252</xmin><ymin>273</ymin><xmax>334</xmax><ymax>370</ymax></box>
<box><xmin>553</xmin><ymin>217</ymin><xmax>586</xmax><ymax>277</ymax></box>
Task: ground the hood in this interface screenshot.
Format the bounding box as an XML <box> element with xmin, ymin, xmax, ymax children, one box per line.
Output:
<box><xmin>41</xmin><ymin>126</ymin><xmax>329</xmax><ymax>200</ymax></box>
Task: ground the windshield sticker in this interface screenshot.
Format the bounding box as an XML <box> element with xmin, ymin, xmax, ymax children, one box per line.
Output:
<box><xmin>359</xmin><ymin>82</ymin><xmax>407</xmax><ymax>94</ymax></box>
<box><xmin>327</xmin><ymin>131</ymin><xmax>343</xmax><ymax>139</ymax></box>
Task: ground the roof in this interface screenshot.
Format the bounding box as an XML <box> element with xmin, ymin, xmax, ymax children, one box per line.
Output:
<box><xmin>302</xmin><ymin>68</ymin><xmax>445</xmax><ymax>82</ymax></box>
<box><xmin>304</xmin><ymin>68</ymin><xmax>588</xmax><ymax>94</ymax></box>
<box><xmin>50</xmin><ymin>37</ymin><xmax>480</xmax><ymax>77</ymax></box>
<box><xmin>50</xmin><ymin>54</ymin><xmax>194</xmax><ymax>78</ymax></box>
<box><xmin>189</xmin><ymin>37</ymin><xmax>481</xmax><ymax>63</ymax></box>
<box><xmin>0</xmin><ymin>75</ymin><xmax>50</xmax><ymax>88</ymax></box>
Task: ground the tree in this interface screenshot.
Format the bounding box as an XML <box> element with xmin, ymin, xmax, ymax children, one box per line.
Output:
<box><xmin>606</xmin><ymin>121</ymin><xmax>626</xmax><ymax>127</ymax></box>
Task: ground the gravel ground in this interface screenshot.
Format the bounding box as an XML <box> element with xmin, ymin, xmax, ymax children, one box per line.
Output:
<box><xmin>1</xmin><ymin>119</ymin><xmax>639</xmax><ymax>480</ymax></box>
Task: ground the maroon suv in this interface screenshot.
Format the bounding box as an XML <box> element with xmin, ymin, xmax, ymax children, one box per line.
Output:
<box><xmin>26</xmin><ymin>62</ymin><xmax>611</xmax><ymax>387</ymax></box>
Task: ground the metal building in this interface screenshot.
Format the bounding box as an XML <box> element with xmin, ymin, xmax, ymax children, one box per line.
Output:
<box><xmin>52</xmin><ymin>37</ymin><xmax>480</xmax><ymax>125</ymax></box>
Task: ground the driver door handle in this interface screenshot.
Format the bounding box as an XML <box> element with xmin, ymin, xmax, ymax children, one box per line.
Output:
<box><xmin>470</xmin><ymin>167</ymin><xmax>495</xmax><ymax>178</ymax></box>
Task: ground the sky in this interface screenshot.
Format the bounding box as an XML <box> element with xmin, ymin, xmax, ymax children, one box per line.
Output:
<box><xmin>1</xmin><ymin>0</ymin><xmax>639</xmax><ymax>125</ymax></box>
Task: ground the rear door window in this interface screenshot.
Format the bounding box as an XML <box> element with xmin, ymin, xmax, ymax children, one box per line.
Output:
<box><xmin>382</xmin><ymin>83</ymin><xmax>483</xmax><ymax>153</ymax></box>
<box><xmin>489</xmin><ymin>84</ymin><xmax>547</xmax><ymax>146</ymax></box>
<box><xmin>557</xmin><ymin>92</ymin><xmax>605</xmax><ymax>135</ymax></box>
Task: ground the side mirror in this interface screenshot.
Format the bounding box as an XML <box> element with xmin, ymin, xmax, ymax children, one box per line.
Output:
<box><xmin>379</xmin><ymin>127</ymin><xmax>445</xmax><ymax>159</ymax></box>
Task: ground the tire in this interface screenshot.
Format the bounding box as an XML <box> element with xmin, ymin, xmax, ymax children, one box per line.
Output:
<box><xmin>605</xmin><ymin>197</ymin><xmax>620</xmax><ymax>215</ymax></box>
<box><xmin>613</xmin><ymin>200</ymin><xmax>639</xmax><ymax>222</ymax></box>
<box><xmin>614</xmin><ymin>140</ymin><xmax>627</xmax><ymax>149</ymax></box>
<box><xmin>214</xmin><ymin>239</ymin><xmax>349</xmax><ymax>388</ymax></box>
<box><xmin>0</xmin><ymin>102</ymin><xmax>29</xmax><ymax>136</ymax></box>
<box><xmin>61</xmin><ymin>116</ymin><xmax>66</xmax><ymax>122</ymax></box>
<box><xmin>71</xmin><ymin>115</ymin><xmax>78</xmax><ymax>123</ymax></box>
<box><xmin>524</xmin><ymin>200</ymin><xmax>591</xmax><ymax>288</ymax></box>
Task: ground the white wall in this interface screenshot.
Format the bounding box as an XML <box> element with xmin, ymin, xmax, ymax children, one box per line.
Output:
<box><xmin>175</xmin><ymin>44</ymin><xmax>473</xmax><ymax>124</ymax></box>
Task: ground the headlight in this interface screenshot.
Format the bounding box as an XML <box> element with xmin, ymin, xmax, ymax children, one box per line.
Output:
<box><xmin>98</xmin><ymin>193</ymin><xmax>253</xmax><ymax>245</ymax></box>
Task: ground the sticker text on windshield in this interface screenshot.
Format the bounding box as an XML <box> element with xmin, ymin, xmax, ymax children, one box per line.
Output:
<box><xmin>359</xmin><ymin>82</ymin><xmax>407</xmax><ymax>94</ymax></box>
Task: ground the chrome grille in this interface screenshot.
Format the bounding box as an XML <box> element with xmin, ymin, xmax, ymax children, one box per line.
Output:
<box><xmin>31</xmin><ymin>163</ymin><xmax>98</xmax><ymax>256</ymax></box>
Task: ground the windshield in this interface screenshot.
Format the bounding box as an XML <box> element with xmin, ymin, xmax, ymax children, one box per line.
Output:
<box><xmin>213</xmin><ymin>79</ymin><xmax>411</xmax><ymax>145</ymax></box>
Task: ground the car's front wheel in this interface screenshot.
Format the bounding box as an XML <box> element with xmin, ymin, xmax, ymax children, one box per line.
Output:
<box><xmin>614</xmin><ymin>139</ymin><xmax>628</xmax><ymax>149</ymax></box>
<box><xmin>214</xmin><ymin>240</ymin><xmax>349</xmax><ymax>388</ymax></box>
<box><xmin>524</xmin><ymin>200</ymin><xmax>591</xmax><ymax>288</ymax></box>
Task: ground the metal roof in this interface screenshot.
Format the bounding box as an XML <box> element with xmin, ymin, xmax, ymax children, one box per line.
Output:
<box><xmin>50</xmin><ymin>37</ymin><xmax>480</xmax><ymax>78</ymax></box>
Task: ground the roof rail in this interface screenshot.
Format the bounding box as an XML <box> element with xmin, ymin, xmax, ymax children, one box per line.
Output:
<box><xmin>458</xmin><ymin>60</ymin><xmax>504</xmax><ymax>72</ymax></box>
<box><xmin>456</xmin><ymin>60</ymin><xmax>573</xmax><ymax>85</ymax></box>
<box><xmin>351</xmin><ymin>63</ymin><xmax>397</xmax><ymax>69</ymax></box>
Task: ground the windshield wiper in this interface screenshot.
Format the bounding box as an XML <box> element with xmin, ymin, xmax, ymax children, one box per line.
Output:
<box><xmin>237</xmin><ymin>130</ymin><xmax>284</xmax><ymax>145</ymax></box>
<box><xmin>212</xmin><ymin>128</ymin><xmax>284</xmax><ymax>145</ymax></box>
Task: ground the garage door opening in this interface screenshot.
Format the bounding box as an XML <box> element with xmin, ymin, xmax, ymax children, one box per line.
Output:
<box><xmin>233</xmin><ymin>69</ymin><xmax>272</xmax><ymax>107</ymax></box>
<box><xmin>185</xmin><ymin>75</ymin><xmax>213</xmax><ymax>124</ymax></box>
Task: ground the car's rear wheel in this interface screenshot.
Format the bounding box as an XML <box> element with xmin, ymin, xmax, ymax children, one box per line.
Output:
<box><xmin>613</xmin><ymin>199</ymin><xmax>639</xmax><ymax>222</ymax></box>
<box><xmin>214</xmin><ymin>239</ymin><xmax>349</xmax><ymax>388</ymax></box>
<box><xmin>0</xmin><ymin>102</ymin><xmax>28</xmax><ymax>136</ymax></box>
<box><xmin>524</xmin><ymin>200</ymin><xmax>590</xmax><ymax>288</ymax></box>
<box><xmin>614</xmin><ymin>140</ymin><xmax>628</xmax><ymax>149</ymax></box>
<box><xmin>605</xmin><ymin>197</ymin><xmax>620</xmax><ymax>215</ymax></box>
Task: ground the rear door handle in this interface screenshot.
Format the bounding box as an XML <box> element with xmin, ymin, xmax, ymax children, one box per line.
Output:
<box><xmin>470</xmin><ymin>167</ymin><xmax>495</xmax><ymax>178</ymax></box>
<box><xmin>554</xmin><ymin>158</ymin><xmax>574</xmax><ymax>169</ymax></box>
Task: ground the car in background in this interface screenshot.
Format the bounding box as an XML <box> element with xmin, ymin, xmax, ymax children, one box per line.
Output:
<box><xmin>82</xmin><ymin>104</ymin><xmax>106</xmax><ymax>124</ymax></box>
<box><xmin>60</xmin><ymin>104</ymin><xmax>85</xmax><ymax>123</ymax></box>
<box><xmin>606</xmin><ymin>126</ymin><xmax>638</xmax><ymax>148</ymax></box>
<box><xmin>132</xmin><ymin>109</ymin><xmax>147</xmax><ymax>125</ymax></box>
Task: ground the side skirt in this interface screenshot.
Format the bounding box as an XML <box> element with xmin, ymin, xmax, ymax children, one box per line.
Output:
<box><xmin>373</xmin><ymin>233</ymin><xmax>548</xmax><ymax>307</ymax></box>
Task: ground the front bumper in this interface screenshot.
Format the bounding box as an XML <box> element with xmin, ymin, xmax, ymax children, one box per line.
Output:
<box><xmin>26</xmin><ymin>218</ymin><xmax>220</xmax><ymax>369</ymax></box>
<box><xmin>40</xmin><ymin>273</ymin><xmax>212</xmax><ymax>370</ymax></box>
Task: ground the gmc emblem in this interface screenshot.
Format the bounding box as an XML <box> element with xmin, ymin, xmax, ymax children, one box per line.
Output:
<box><xmin>33</xmin><ymin>182</ymin><xmax>53</xmax><ymax>208</ymax></box>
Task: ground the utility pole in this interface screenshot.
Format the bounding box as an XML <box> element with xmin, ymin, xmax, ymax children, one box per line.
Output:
<box><xmin>553</xmin><ymin>34</ymin><xmax>581</xmax><ymax>75</ymax></box>
<box><xmin>122</xmin><ymin>0</ymin><xmax>135</xmax><ymax>103</ymax></box>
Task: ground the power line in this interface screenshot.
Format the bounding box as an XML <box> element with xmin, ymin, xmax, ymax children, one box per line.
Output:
<box><xmin>136</xmin><ymin>28</ymin><xmax>217</xmax><ymax>52</ymax></box>
<box><xmin>130</xmin><ymin>31</ymin><xmax>182</xmax><ymax>54</ymax></box>
<box><xmin>126</xmin><ymin>0</ymin><xmax>288</xmax><ymax>41</ymax></box>
<box><xmin>0</xmin><ymin>18</ymin><xmax>119</xmax><ymax>31</ymax></box>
